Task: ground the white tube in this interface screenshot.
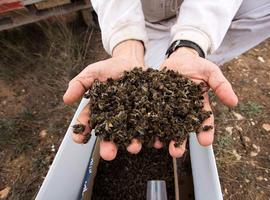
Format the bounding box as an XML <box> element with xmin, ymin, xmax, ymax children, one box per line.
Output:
<box><xmin>189</xmin><ymin>132</ymin><xmax>223</xmax><ymax>200</ymax></box>
<box><xmin>36</xmin><ymin>98</ymin><xmax>97</xmax><ymax>200</ymax></box>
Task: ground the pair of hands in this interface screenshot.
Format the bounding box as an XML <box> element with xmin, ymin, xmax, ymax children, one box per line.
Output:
<box><xmin>63</xmin><ymin>40</ymin><xmax>238</xmax><ymax>161</ymax></box>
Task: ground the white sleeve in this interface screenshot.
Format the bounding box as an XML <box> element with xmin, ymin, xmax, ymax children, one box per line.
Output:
<box><xmin>171</xmin><ymin>0</ymin><xmax>243</xmax><ymax>55</ymax></box>
<box><xmin>91</xmin><ymin>0</ymin><xmax>148</xmax><ymax>55</ymax></box>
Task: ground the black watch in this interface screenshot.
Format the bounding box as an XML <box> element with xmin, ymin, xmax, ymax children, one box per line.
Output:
<box><xmin>165</xmin><ymin>40</ymin><xmax>205</xmax><ymax>58</ymax></box>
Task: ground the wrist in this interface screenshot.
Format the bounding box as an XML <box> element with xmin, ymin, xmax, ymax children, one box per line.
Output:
<box><xmin>166</xmin><ymin>40</ymin><xmax>204</xmax><ymax>58</ymax></box>
<box><xmin>112</xmin><ymin>40</ymin><xmax>145</xmax><ymax>66</ymax></box>
<box><xmin>170</xmin><ymin>47</ymin><xmax>199</xmax><ymax>58</ymax></box>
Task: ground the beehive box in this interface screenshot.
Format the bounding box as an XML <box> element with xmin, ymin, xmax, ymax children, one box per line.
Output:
<box><xmin>36</xmin><ymin>98</ymin><xmax>223</xmax><ymax>200</ymax></box>
<box><xmin>80</xmin><ymin>137</ymin><xmax>195</xmax><ymax>200</ymax></box>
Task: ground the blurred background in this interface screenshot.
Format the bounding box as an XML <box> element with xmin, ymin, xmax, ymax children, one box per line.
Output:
<box><xmin>0</xmin><ymin>0</ymin><xmax>269</xmax><ymax>199</ymax></box>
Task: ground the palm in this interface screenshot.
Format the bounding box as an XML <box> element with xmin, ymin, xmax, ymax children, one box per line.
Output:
<box><xmin>64</xmin><ymin>57</ymin><xmax>145</xmax><ymax>160</ymax></box>
<box><xmin>64</xmin><ymin>57</ymin><xmax>142</xmax><ymax>104</ymax></box>
<box><xmin>160</xmin><ymin>50</ymin><xmax>238</xmax><ymax>157</ymax></box>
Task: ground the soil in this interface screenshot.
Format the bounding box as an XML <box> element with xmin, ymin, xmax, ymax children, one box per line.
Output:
<box><xmin>0</xmin><ymin>19</ymin><xmax>108</xmax><ymax>199</ymax></box>
<box><xmin>88</xmin><ymin>68</ymin><xmax>211</xmax><ymax>147</ymax></box>
<box><xmin>91</xmin><ymin>147</ymin><xmax>175</xmax><ymax>200</ymax></box>
<box><xmin>212</xmin><ymin>41</ymin><xmax>270</xmax><ymax>200</ymax></box>
<box><xmin>0</xmin><ymin>19</ymin><xmax>269</xmax><ymax>200</ymax></box>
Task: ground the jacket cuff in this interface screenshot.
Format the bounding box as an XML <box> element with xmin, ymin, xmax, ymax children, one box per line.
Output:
<box><xmin>106</xmin><ymin>23</ymin><xmax>148</xmax><ymax>55</ymax></box>
<box><xmin>171</xmin><ymin>26</ymin><xmax>212</xmax><ymax>56</ymax></box>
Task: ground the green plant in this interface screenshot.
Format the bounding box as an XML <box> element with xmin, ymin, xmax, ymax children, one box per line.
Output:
<box><xmin>216</xmin><ymin>134</ymin><xmax>233</xmax><ymax>150</ymax></box>
<box><xmin>238</xmin><ymin>101</ymin><xmax>263</xmax><ymax>117</ymax></box>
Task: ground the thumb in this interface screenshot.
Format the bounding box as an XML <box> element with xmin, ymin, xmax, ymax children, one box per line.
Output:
<box><xmin>206</xmin><ymin>61</ymin><xmax>238</xmax><ymax>107</ymax></box>
<box><xmin>63</xmin><ymin>75</ymin><xmax>95</xmax><ymax>104</ymax></box>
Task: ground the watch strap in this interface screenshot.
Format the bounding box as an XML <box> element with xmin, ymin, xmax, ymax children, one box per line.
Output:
<box><xmin>165</xmin><ymin>40</ymin><xmax>205</xmax><ymax>58</ymax></box>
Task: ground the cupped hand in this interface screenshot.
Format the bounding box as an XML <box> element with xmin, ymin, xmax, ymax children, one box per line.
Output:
<box><xmin>63</xmin><ymin>40</ymin><xmax>146</xmax><ymax>161</ymax></box>
<box><xmin>160</xmin><ymin>47</ymin><xmax>238</xmax><ymax>158</ymax></box>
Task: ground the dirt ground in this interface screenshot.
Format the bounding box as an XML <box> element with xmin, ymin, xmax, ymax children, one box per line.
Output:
<box><xmin>0</xmin><ymin>19</ymin><xmax>269</xmax><ymax>200</ymax></box>
<box><xmin>213</xmin><ymin>40</ymin><xmax>270</xmax><ymax>200</ymax></box>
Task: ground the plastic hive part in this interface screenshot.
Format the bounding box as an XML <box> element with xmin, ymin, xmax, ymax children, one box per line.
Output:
<box><xmin>147</xmin><ymin>180</ymin><xmax>167</xmax><ymax>200</ymax></box>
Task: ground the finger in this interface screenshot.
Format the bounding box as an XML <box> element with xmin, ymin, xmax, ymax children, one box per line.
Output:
<box><xmin>206</xmin><ymin>61</ymin><xmax>238</xmax><ymax>107</ymax></box>
<box><xmin>100</xmin><ymin>140</ymin><xmax>118</xmax><ymax>161</ymax></box>
<box><xmin>153</xmin><ymin>137</ymin><xmax>163</xmax><ymax>149</ymax></box>
<box><xmin>169</xmin><ymin>139</ymin><xmax>187</xmax><ymax>158</ymax></box>
<box><xmin>63</xmin><ymin>72</ymin><xmax>95</xmax><ymax>104</ymax></box>
<box><xmin>72</xmin><ymin>103</ymin><xmax>91</xmax><ymax>144</ymax></box>
<box><xmin>127</xmin><ymin>138</ymin><xmax>142</xmax><ymax>154</ymax></box>
<box><xmin>196</xmin><ymin>94</ymin><xmax>215</xmax><ymax>146</ymax></box>
<box><xmin>73</xmin><ymin>133</ymin><xmax>87</xmax><ymax>144</ymax></box>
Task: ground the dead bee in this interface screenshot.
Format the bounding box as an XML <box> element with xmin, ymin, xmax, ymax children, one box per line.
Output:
<box><xmin>72</xmin><ymin>124</ymin><xmax>86</xmax><ymax>134</ymax></box>
<box><xmin>202</xmin><ymin>125</ymin><xmax>214</xmax><ymax>132</ymax></box>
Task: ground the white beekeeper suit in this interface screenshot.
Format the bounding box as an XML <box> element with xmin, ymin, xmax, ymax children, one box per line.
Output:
<box><xmin>91</xmin><ymin>0</ymin><xmax>270</xmax><ymax>67</ymax></box>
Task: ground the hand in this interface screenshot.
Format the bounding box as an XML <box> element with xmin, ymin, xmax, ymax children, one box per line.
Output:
<box><xmin>160</xmin><ymin>47</ymin><xmax>238</xmax><ymax>158</ymax></box>
<box><xmin>63</xmin><ymin>40</ymin><xmax>145</xmax><ymax>161</ymax></box>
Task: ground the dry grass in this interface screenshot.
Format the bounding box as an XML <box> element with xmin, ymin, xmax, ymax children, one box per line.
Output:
<box><xmin>0</xmin><ymin>16</ymin><xmax>99</xmax><ymax>199</ymax></box>
<box><xmin>0</xmin><ymin>17</ymin><xmax>94</xmax><ymax>79</ymax></box>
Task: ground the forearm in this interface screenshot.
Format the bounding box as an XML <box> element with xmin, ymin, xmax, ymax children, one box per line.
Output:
<box><xmin>91</xmin><ymin>0</ymin><xmax>148</xmax><ymax>55</ymax></box>
<box><xmin>170</xmin><ymin>47</ymin><xmax>199</xmax><ymax>59</ymax></box>
<box><xmin>171</xmin><ymin>0</ymin><xmax>243</xmax><ymax>55</ymax></box>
